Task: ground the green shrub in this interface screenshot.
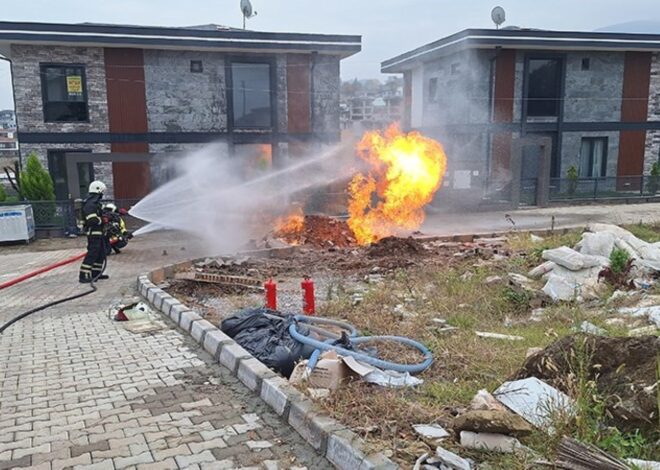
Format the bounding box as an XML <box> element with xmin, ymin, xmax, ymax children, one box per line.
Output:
<box><xmin>0</xmin><ymin>183</ymin><xmax>6</xmax><ymax>202</ymax></box>
<box><xmin>649</xmin><ymin>162</ymin><xmax>660</xmax><ymax>194</ymax></box>
<box><xmin>19</xmin><ymin>153</ymin><xmax>56</xmax><ymax>224</ymax></box>
<box><xmin>609</xmin><ymin>248</ymin><xmax>630</xmax><ymax>275</ymax></box>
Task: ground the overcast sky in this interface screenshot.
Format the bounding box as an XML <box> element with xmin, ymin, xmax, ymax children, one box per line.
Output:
<box><xmin>1</xmin><ymin>0</ymin><xmax>660</xmax><ymax>110</ymax></box>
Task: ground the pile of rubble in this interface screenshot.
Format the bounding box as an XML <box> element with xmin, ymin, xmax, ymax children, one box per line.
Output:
<box><xmin>274</xmin><ymin>215</ymin><xmax>357</xmax><ymax>248</ymax></box>
<box><xmin>528</xmin><ymin>223</ymin><xmax>660</xmax><ymax>302</ymax></box>
<box><xmin>413</xmin><ymin>334</ymin><xmax>660</xmax><ymax>470</ymax></box>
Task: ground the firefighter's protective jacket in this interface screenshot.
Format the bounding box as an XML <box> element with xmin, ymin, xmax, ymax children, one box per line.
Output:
<box><xmin>81</xmin><ymin>194</ymin><xmax>104</xmax><ymax>236</ymax></box>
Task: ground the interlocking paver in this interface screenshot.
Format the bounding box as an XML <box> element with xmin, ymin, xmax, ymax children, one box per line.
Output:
<box><xmin>0</xmin><ymin>233</ymin><xmax>331</xmax><ymax>470</ymax></box>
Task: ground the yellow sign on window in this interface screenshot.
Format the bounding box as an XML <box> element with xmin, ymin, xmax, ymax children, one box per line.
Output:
<box><xmin>66</xmin><ymin>75</ymin><xmax>83</xmax><ymax>95</ymax></box>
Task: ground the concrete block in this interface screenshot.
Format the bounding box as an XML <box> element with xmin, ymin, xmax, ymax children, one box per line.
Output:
<box><xmin>218</xmin><ymin>343</ymin><xmax>251</xmax><ymax>374</ymax></box>
<box><xmin>237</xmin><ymin>358</ymin><xmax>276</xmax><ymax>393</ymax></box>
<box><xmin>163</xmin><ymin>264</ymin><xmax>177</xmax><ymax>278</ymax></box>
<box><xmin>169</xmin><ymin>304</ymin><xmax>189</xmax><ymax>324</ymax></box>
<box><xmin>179</xmin><ymin>311</ymin><xmax>202</xmax><ymax>333</ymax></box>
<box><xmin>434</xmin><ymin>446</ymin><xmax>471</xmax><ymax>470</ymax></box>
<box><xmin>260</xmin><ymin>376</ymin><xmax>292</xmax><ymax>417</ymax></box>
<box><xmin>288</xmin><ymin>399</ymin><xmax>342</xmax><ymax>452</ymax></box>
<box><xmin>326</xmin><ymin>429</ymin><xmax>373</xmax><ymax>470</ymax></box>
<box><xmin>190</xmin><ymin>319</ymin><xmax>216</xmax><ymax>343</ymax></box>
<box><xmin>150</xmin><ymin>268</ymin><xmax>165</xmax><ymax>284</ymax></box>
<box><xmin>460</xmin><ymin>431</ymin><xmax>522</xmax><ymax>453</ymax></box>
<box><xmin>146</xmin><ymin>288</ymin><xmax>159</xmax><ymax>305</ymax></box>
<box><xmin>161</xmin><ymin>297</ymin><xmax>179</xmax><ymax>316</ymax></box>
<box><xmin>203</xmin><ymin>330</ymin><xmax>233</xmax><ymax>358</ymax></box>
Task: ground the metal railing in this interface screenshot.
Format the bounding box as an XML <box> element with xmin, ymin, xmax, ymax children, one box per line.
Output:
<box><xmin>549</xmin><ymin>176</ymin><xmax>660</xmax><ymax>201</ymax></box>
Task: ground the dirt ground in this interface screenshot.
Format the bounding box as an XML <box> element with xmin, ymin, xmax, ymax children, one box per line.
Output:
<box><xmin>163</xmin><ymin>226</ymin><xmax>659</xmax><ymax>468</ymax></box>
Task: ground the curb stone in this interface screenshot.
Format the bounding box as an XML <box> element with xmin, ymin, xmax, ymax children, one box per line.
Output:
<box><xmin>137</xmin><ymin>259</ymin><xmax>399</xmax><ymax>470</ymax></box>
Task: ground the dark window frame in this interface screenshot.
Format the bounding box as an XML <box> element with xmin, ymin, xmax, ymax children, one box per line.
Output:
<box><xmin>40</xmin><ymin>63</ymin><xmax>90</xmax><ymax>123</ymax></box>
<box><xmin>581</xmin><ymin>58</ymin><xmax>591</xmax><ymax>71</ymax></box>
<box><xmin>47</xmin><ymin>149</ymin><xmax>93</xmax><ymax>200</ymax></box>
<box><xmin>428</xmin><ymin>77</ymin><xmax>438</xmax><ymax>103</ymax></box>
<box><xmin>579</xmin><ymin>136</ymin><xmax>608</xmax><ymax>178</ymax></box>
<box><xmin>226</xmin><ymin>56</ymin><xmax>277</xmax><ymax>131</ymax></box>
<box><xmin>522</xmin><ymin>54</ymin><xmax>565</xmax><ymax>119</ymax></box>
<box><xmin>190</xmin><ymin>60</ymin><xmax>203</xmax><ymax>73</ymax></box>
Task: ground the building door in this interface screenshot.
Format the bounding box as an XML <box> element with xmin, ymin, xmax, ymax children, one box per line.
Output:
<box><xmin>519</xmin><ymin>133</ymin><xmax>556</xmax><ymax>206</ymax></box>
<box><xmin>47</xmin><ymin>150</ymin><xmax>93</xmax><ymax>200</ymax></box>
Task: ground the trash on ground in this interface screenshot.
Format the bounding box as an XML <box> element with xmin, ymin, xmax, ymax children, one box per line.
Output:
<box><xmin>555</xmin><ymin>437</ymin><xmax>629</xmax><ymax>470</ymax></box>
<box><xmin>221</xmin><ymin>308</ymin><xmax>315</xmax><ymax>377</ymax></box>
<box><xmin>469</xmin><ymin>389</ymin><xmax>506</xmax><ymax>412</ymax></box>
<box><xmin>452</xmin><ymin>409</ymin><xmax>534</xmax><ymax>437</ymax></box>
<box><xmin>459</xmin><ymin>431</ymin><xmax>523</xmax><ymax>454</ymax></box>
<box><xmin>618</xmin><ymin>305</ymin><xmax>660</xmax><ymax>327</ymax></box>
<box><xmin>475</xmin><ymin>331</ymin><xmax>524</xmax><ymax>341</ymax></box>
<box><xmin>412</xmin><ymin>424</ymin><xmax>450</xmax><ymax>440</ymax></box>
<box><xmin>113</xmin><ymin>301</ymin><xmax>152</xmax><ymax>321</ymax></box>
<box><xmin>433</xmin><ymin>446</ymin><xmax>472</xmax><ymax>470</ymax></box>
<box><xmin>307</xmin><ymin>388</ymin><xmax>331</xmax><ymax>400</ymax></box>
<box><xmin>289</xmin><ymin>350</ymin><xmax>354</xmax><ymax>390</ymax></box>
<box><xmin>627</xmin><ymin>458</ymin><xmax>660</xmax><ymax>470</ymax></box>
<box><xmin>578</xmin><ymin>321</ymin><xmax>606</xmax><ymax>335</ymax></box>
<box><xmin>341</xmin><ymin>355</ymin><xmax>424</xmax><ymax>388</ymax></box>
<box><xmin>513</xmin><ymin>334</ymin><xmax>659</xmax><ymax>433</ymax></box>
<box><xmin>493</xmin><ymin>377</ymin><xmax>575</xmax><ymax>429</ymax></box>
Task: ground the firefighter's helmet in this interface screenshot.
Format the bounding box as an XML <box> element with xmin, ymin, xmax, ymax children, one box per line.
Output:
<box><xmin>104</xmin><ymin>203</ymin><xmax>117</xmax><ymax>212</ymax></box>
<box><xmin>89</xmin><ymin>181</ymin><xmax>107</xmax><ymax>194</ymax></box>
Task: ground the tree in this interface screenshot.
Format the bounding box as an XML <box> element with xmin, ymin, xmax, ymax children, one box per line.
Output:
<box><xmin>19</xmin><ymin>153</ymin><xmax>56</xmax><ymax>225</ymax></box>
<box><xmin>20</xmin><ymin>153</ymin><xmax>55</xmax><ymax>201</ymax></box>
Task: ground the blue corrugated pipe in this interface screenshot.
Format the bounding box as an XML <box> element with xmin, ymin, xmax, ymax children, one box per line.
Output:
<box><xmin>289</xmin><ymin>315</ymin><xmax>433</xmax><ymax>374</ymax></box>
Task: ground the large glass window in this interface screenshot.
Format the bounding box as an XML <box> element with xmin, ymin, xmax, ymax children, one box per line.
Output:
<box><xmin>231</xmin><ymin>62</ymin><xmax>272</xmax><ymax>129</ymax></box>
<box><xmin>47</xmin><ymin>150</ymin><xmax>93</xmax><ymax>200</ymax></box>
<box><xmin>40</xmin><ymin>65</ymin><xmax>89</xmax><ymax>122</ymax></box>
<box><xmin>526</xmin><ymin>58</ymin><xmax>562</xmax><ymax>118</ymax></box>
<box><xmin>579</xmin><ymin>137</ymin><xmax>607</xmax><ymax>178</ymax></box>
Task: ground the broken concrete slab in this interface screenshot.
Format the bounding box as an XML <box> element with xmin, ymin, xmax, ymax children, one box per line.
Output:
<box><xmin>434</xmin><ymin>446</ymin><xmax>471</xmax><ymax>470</ymax></box>
<box><xmin>412</xmin><ymin>424</ymin><xmax>450</xmax><ymax>440</ymax></box>
<box><xmin>469</xmin><ymin>389</ymin><xmax>506</xmax><ymax>412</ymax></box>
<box><xmin>542</xmin><ymin>246</ymin><xmax>605</xmax><ymax>271</ymax></box>
<box><xmin>493</xmin><ymin>377</ymin><xmax>575</xmax><ymax>429</ymax></box>
<box><xmin>459</xmin><ymin>431</ymin><xmax>523</xmax><ymax>453</ymax></box>
<box><xmin>578</xmin><ymin>321</ymin><xmax>607</xmax><ymax>335</ymax></box>
<box><xmin>453</xmin><ymin>409</ymin><xmax>534</xmax><ymax>437</ymax></box>
<box><xmin>618</xmin><ymin>305</ymin><xmax>660</xmax><ymax>327</ymax></box>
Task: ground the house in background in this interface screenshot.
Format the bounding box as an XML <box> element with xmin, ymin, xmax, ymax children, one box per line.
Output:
<box><xmin>0</xmin><ymin>21</ymin><xmax>360</xmax><ymax>202</ymax></box>
<box><xmin>382</xmin><ymin>28</ymin><xmax>660</xmax><ymax>207</ymax></box>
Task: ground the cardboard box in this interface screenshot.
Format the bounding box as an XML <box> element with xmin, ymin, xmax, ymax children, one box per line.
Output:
<box><xmin>289</xmin><ymin>351</ymin><xmax>354</xmax><ymax>390</ymax></box>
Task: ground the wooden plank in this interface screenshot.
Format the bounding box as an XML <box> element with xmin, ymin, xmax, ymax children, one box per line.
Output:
<box><xmin>491</xmin><ymin>50</ymin><xmax>516</xmax><ymax>171</ymax></box>
<box><xmin>174</xmin><ymin>271</ymin><xmax>263</xmax><ymax>288</ymax></box>
<box><xmin>287</xmin><ymin>54</ymin><xmax>311</xmax><ymax>134</ymax></box>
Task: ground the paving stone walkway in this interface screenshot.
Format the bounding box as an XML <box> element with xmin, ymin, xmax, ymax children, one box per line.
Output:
<box><xmin>0</xmin><ymin>233</ymin><xmax>331</xmax><ymax>470</ymax></box>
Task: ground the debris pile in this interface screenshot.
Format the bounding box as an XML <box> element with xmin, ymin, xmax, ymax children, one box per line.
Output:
<box><xmin>528</xmin><ymin>223</ymin><xmax>660</xmax><ymax>302</ymax></box>
<box><xmin>274</xmin><ymin>214</ymin><xmax>356</xmax><ymax>248</ymax></box>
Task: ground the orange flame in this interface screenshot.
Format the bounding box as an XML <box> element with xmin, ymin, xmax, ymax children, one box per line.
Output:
<box><xmin>348</xmin><ymin>124</ymin><xmax>447</xmax><ymax>245</ymax></box>
<box><xmin>273</xmin><ymin>206</ymin><xmax>304</xmax><ymax>241</ymax></box>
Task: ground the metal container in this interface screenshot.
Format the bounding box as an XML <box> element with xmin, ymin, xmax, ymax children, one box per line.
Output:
<box><xmin>0</xmin><ymin>205</ymin><xmax>35</xmax><ymax>243</ymax></box>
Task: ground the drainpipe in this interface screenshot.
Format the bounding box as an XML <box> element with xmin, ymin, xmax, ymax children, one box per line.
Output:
<box><xmin>0</xmin><ymin>55</ymin><xmax>22</xmax><ymax>174</ymax></box>
<box><xmin>310</xmin><ymin>51</ymin><xmax>318</xmax><ymax>142</ymax></box>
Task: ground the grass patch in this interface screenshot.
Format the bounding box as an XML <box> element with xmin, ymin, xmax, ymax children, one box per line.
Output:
<box><xmin>623</xmin><ymin>222</ymin><xmax>660</xmax><ymax>243</ymax></box>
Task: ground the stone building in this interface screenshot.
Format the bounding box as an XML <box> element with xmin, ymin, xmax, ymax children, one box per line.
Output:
<box><xmin>0</xmin><ymin>21</ymin><xmax>360</xmax><ymax>201</ymax></box>
<box><xmin>382</xmin><ymin>28</ymin><xmax>660</xmax><ymax>207</ymax></box>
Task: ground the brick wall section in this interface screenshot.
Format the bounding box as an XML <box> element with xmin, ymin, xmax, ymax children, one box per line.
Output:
<box><xmin>10</xmin><ymin>45</ymin><xmax>109</xmax><ymax>134</ymax></box>
<box><xmin>143</xmin><ymin>50</ymin><xmax>227</xmax><ymax>132</ymax></box>
<box><xmin>644</xmin><ymin>52</ymin><xmax>660</xmax><ymax>173</ymax></box>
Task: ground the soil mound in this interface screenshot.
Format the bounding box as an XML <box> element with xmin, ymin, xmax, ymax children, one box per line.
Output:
<box><xmin>367</xmin><ymin>236</ymin><xmax>426</xmax><ymax>258</ymax></box>
<box><xmin>514</xmin><ymin>334</ymin><xmax>659</xmax><ymax>433</ymax></box>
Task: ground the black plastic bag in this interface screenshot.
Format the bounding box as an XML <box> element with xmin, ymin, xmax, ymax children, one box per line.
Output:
<box><xmin>221</xmin><ymin>307</ymin><xmax>315</xmax><ymax>377</ymax></box>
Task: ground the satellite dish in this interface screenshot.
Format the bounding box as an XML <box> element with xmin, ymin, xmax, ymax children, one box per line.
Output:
<box><xmin>491</xmin><ymin>6</ymin><xmax>506</xmax><ymax>29</ymax></box>
<box><xmin>240</xmin><ymin>0</ymin><xmax>257</xmax><ymax>29</ymax></box>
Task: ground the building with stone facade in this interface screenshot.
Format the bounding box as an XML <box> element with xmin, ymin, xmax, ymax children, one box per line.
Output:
<box><xmin>383</xmin><ymin>28</ymin><xmax>660</xmax><ymax>206</ymax></box>
<box><xmin>0</xmin><ymin>21</ymin><xmax>360</xmax><ymax>201</ymax></box>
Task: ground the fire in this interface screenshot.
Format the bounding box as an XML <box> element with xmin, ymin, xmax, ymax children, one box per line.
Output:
<box><xmin>273</xmin><ymin>206</ymin><xmax>304</xmax><ymax>242</ymax></box>
<box><xmin>348</xmin><ymin>124</ymin><xmax>447</xmax><ymax>245</ymax></box>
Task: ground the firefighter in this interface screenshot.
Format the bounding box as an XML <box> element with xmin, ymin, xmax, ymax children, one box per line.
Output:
<box><xmin>79</xmin><ymin>181</ymin><xmax>110</xmax><ymax>283</ymax></box>
<box><xmin>102</xmin><ymin>203</ymin><xmax>132</xmax><ymax>254</ymax></box>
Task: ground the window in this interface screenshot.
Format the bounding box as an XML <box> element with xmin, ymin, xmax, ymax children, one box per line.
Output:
<box><xmin>40</xmin><ymin>65</ymin><xmax>88</xmax><ymax>122</ymax></box>
<box><xmin>230</xmin><ymin>61</ymin><xmax>272</xmax><ymax>129</ymax></box>
<box><xmin>526</xmin><ymin>58</ymin><xmax>562</xmax><ymax>117</ymax></box>
<box><xmin>579</xmin><ymin>137</ymin><xmax>607</xmax><ymax>177</ymax></box>
<box><xmin>581</xmin><ymin>58</ymin><xmax>590</xmax><ymax>71</ymax></box>
<box><xmin>47</xmin><ymin>150</ymin><xmax>93</xmax><ymax>200</ymax></box>
<box><xmin>190</xmin><ymin>60</ymin><xmax>203</xmax><ymax>73</ymax></box>
<box><xmin>428</xmin><ymin>77</ymin><xmax>438</xmax><ymax>102</ymax></box>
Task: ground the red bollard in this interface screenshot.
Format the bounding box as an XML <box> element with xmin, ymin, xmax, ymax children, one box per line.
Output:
<box><xmin>301</xmin><ymin>277</ymin><xmax>315</xmax><ymax>315</ymax></box>
<box><xmin>264</xmin><ymin>279</ymin><xmax>277</xmax><ymax>310</ymax></box>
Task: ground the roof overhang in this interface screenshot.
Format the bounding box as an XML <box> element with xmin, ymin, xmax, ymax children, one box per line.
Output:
<box><xmin>0</xmin><ymin>21</ymin><xmax>361</xmax><ymax>59</ymax></box>
<box><xmin>382</xmin><ymin>28</ymin><xmax>660</xmax><ymax>73</ymax></box>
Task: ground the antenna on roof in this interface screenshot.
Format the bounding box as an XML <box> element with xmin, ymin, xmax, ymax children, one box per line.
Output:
<box><xmin>240</xmin><ymin>0</ymin><xmax>257</xmax><ymax>30</ymax></box>
<box><xmin>491</xmin><ymin>6</ymin><xmax>506</xmax><ymax>29</ymax></box>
